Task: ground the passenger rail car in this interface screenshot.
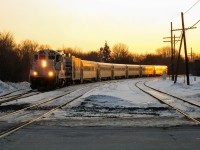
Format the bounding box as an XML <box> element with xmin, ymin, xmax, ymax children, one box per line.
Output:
<box><xmin>30</xmin><ymin>49</ymin><xmax>168</xmax><ymax>89</ymax></box>
<box><xmin>127</xmin><ymin>65</ymin><xmax>141</xmax><ymax>78</ymax></box>
<box><xmin>155</xmin><ymin>66</ymin><xmax>168</xmax><ymax>76</ymax></box>
<box><xmin>113</xmin><ymin>64</ymin><xmax>127</xmax><ymax>79</ymax></box>
<box><xmin>141</xmin><ymin>65</ymin><xmax>155</xmax><ymax>77</ymax></box>
<box><xmin>97</xmin><ymin>63</ymin><xmax>113</xmax><ymax>81</ymax></box>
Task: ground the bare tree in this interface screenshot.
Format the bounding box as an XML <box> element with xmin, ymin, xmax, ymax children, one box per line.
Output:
<box><xmin>83</xmin><ymin>51</ymin><xmax>99</xmax><ymax>61</ymax></box>
<box><xmin>0</xmin><ymin>32</ymin><xmax>18</xmax><ymax>81</ymax></box>
<box><xmin>111</xmin><ymin>43</ymin><xmax>133</xmax><ymax>64</ymax></box>
<box><xmin>38</xmin><ymin>44</ymin><xmax>51</xmax><ymax>50</ymax></box>
<box><xmin>156</xmin><ymin>46</ymin><xmax>171</xmax><ymax>58</ymax></box>
<box><xmin>18</xmin><ymin>40</ymin><xmax>39</xmax><ymax>80</ymax></box>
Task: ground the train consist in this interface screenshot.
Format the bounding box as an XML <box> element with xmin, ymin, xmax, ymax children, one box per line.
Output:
<box><xmin>29</xmin><ymin>49</ymin><xmax>167</xmax><ymax>89</ymax></box>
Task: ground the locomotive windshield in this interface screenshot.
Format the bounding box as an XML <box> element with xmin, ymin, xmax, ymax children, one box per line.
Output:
<box><xmin>39</xmin><ymin>55</ymin><xmax>46</xmax><ymax>59</ymax></box>
<box><xmin>48</xmin><ymin>55</ymin><xmax>55</xmax><ymax>60</ymax></box>
<box><xmin>48</xmin><ymin>51</ymin><xmax>56</xmax><ymax>60</ymax></box>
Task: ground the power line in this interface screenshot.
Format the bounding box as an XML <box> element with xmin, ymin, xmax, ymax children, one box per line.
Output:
<box><xmin>173</xmin><ymin>19</ymin><xmax>198</xmax><ymax>45</ymax></box>
<box><xmin>173</xmin><ymin>19</ymin><xmax>199</xmax><ymax>45</ymax></box>
<box><xmin>190</xmin><ymin>19</ymin><xmax>200</xmax><ymax>28</ymax></box>
<box><xmin>184</xmin><ymin>0</ymin><xmax>200</xmax><ymax>14</ymax></box>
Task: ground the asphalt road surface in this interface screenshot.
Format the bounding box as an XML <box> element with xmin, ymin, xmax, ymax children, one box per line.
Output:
<box><xmin>1</xmin><ymin>125</ymin><xmax>200</xmax><ymax>150</ymax></box>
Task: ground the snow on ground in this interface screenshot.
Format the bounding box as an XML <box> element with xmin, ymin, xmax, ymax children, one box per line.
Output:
<box><xmin>147</xmin><ymin>76</ymin><xmax>200</xmax><ymax>104</ymax></box>
<box><xmin>68</xmin><ymin>79</ymin><xmax>166</xmax><ymax>108</ymax></box>
<box><xmin>45</xmin><ymin>76</ymin><xmax>199</xmax><ymax>127</ymax></box>
<box><xmin>0</xmin><ymin>76</ymin><xmax>200</xmax><ymax>127</ymax></box>
<box><xmin>0</xmin><ymin>80</ymin><xmax>31</xmax><ymax>95</ymax></box>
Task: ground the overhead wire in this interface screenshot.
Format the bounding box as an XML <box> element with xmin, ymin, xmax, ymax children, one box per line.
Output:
<box><xmin>184</xmin><ymin>0</ymin><xmax>200</xmax><ymax>14</ymax></box>
<box><xmin>190</xmin><ymin>19</ymin><xmax>200</xmax><ymax>28</ymax></box>
<box><xmin>164</xmin><ymin>0</ymin><xmax>199</xmax><ymax>46</ymax></box>
<box><xmin>174</xmin><ymin>0</ymin><xmax>200</xmax><ymax>45</ymax></box>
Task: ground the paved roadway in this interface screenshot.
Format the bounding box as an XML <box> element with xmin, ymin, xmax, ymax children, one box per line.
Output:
<box><xmin>1</xmin><ymin>125</ymin><xmax>200</xmax><ymax>150</ymax></box>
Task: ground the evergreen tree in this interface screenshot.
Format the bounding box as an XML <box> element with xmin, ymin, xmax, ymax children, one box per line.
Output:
<box><xmin>102</xmin><ymin>41</ymin><xmax>111</xmax><ymax>62</ymax></box>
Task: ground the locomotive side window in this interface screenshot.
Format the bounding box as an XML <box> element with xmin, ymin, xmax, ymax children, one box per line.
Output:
<box><xmin>34</xmin><ymin>55</ymin><xmax>38</xmax><ymax>61</ymax></box>
<box><xmin>56</xmin><ymin>55</ymin><xmax>61</xmax><ymax>62</ymax></box>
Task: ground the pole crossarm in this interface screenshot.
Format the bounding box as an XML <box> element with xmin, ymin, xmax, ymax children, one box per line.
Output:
<box><xmin>172</xmin><ymin>26</ymin><xmax>197</xmax><ymax>31</ymax></box>
<box><xmin>163</xmin><ymin>37</ymin><xmax>180</xmax><ymax>39</ymax></box>
<box><xmin>163</xmin><ymin>36</ymin><xmax>181</xmax><ymax>42</ymax></box>
<box><xmin>163</xmin><ymin>40</ymin><xmax>181</xmax><ymax>42</ymax></box>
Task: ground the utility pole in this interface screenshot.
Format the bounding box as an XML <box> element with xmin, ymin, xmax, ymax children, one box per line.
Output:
<box><xmin>171</xmin><ymin>12</ymin><xmax>197</xmax><ymax>85</ymax></box>
<box><xmin>171</xmin><ymin>22</ymin><xmax>175</xmax><ymax>81</ymax></box>
<box><xmin>181</xmin><ymin>12</ymin><xmax>190</xmax><ymax>85</ymax></box>
<box><xmin>173</xmin><ymin>34</ymin><xmax>176</xmax><ymax>75</ymax></box>
<box><xmin>163</xmin><ymin>24</ymin><xmax>180</xmax><ymax>81</ymax></box>
<box><xmin>174</xmin><ymin>33</ymin><xmax>183</xmax><ymax>84</ymax></box>
<box><xmin>191</xmin><ymin>47</ymin><xmax>193</xmax><ymax>75</ymax></box>
<box><xmin>189</xmin><ymin>47</ymin><xmax>193</xmax><ymax>75</ymax></box>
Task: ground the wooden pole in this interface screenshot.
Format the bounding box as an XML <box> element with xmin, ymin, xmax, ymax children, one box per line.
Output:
<box><xmin>174</xmin><ymin>33</ymin><xmax>183</xmax><ymax>84</ymax></box>
<box><xmin>171</xmin><ymin>22</ymin><xmax>174</xmax><ymax>81</ymax></box>
<box><xmin>181</xmin><ymin>12</ymin><xmax>190</xmax><ymax>85</ymax></box>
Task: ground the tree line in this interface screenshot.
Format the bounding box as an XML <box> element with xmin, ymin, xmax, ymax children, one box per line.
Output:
<box><xmin>0</xmin><ymin>32</ymin><xmax>199</xmax><ymax>82</ymax></box>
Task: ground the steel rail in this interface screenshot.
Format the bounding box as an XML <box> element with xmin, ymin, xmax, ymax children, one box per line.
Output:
<box><xmin>0</xmin><ymin>82</ymin><xmax>111</xmax><ymax>138</ymax></box>
<box><xmin>14</xmin><ymin>92</ymin><xmax>41</xmax><ymax>99</ymax></box>
<box><xmin>0</xmin><ymin>89</ymin><xmax>24</xmax><ymax>98</ymax></box>
<box><xmin>0</xmin><ymin>91</ymin><xmax>72</xmax><ymax>120</ymax></box>
<box><xmin>0</xmin><ymin>81</ymin><xmax>103</xmax><ymax>120</ymax></box>
<box><xmin>0</xmin><ymin>90</ymin><xmax>33</xmax><ymax>99</ymax></box>
<box><xmin>135</xmin><ymin>81</ymin><xmax>200</xmax><ymax>125</ymax></box>
<box><xmin>0</xmin><ymin>85</ymin><xmax>88</xmax><ymax>120</ymax></box>
<box><xmin>0</xmin><ymin>90</ymin><xmax>35</xmax><ymax>105</ymax></box>
<box><xmin>144</xmin><ymin>81</ymin><xmax>200</xmax><ymax>107</ymax></box>
<box><xmin>0</xmin><ymin>94</ymin><xmax>83</xmax><ymax>138</ymax></box>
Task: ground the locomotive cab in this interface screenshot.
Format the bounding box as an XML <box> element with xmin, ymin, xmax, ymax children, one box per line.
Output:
<box><xmin>30</xmin><ymin>50</ymin><xmax>66</xmax><ymax>89</ymax></box>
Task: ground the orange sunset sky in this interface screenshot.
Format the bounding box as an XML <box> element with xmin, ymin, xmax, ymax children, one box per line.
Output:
<box><xmin>0</xmin><ymin>0</ymin><xmax>199</xmax><ymax>54</ymax></box>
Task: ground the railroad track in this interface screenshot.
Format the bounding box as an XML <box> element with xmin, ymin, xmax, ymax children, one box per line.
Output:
<box><xmin>0</xmin><ymin>90</ymin><xmax>40</xmax><ymax>105</ymax></box>
<box><xmin>0</xmin><ymin>89</ymin><xmax>24</xmax><ymax>98</ymax></box>
<box><xmin>135</xmin><ymin>81</ymin><xmax>200</xmax><ymax>125</ymax></box>
<box><xmin>0</xmin><ymin>83</ymin><xmax>99</xmax><ymax>138</ymax></box>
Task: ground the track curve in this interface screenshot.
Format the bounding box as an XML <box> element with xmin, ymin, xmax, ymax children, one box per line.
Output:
<box><xmin>135</xmin><ymin>81</ymin><xmax>200</xmax><ymax>125</ymax></box>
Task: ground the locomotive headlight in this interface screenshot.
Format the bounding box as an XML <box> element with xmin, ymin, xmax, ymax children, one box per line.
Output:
<box><xmin>42</xmin><ymin>60</ymin><xmax>47</xmax><ymax>67</ymax></box>
<box><xmin>33</xmin><ymin>71</ymin><xmax>38</xmax><ymax>76</ymax></box>
<box><xmin>48</xmin><ymin>71</ymin><xmax>54</xmax><ymax>77</ymax></box>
